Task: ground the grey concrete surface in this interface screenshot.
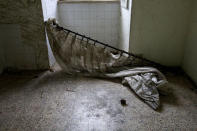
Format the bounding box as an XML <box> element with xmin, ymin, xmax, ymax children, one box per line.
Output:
<box><xmin>0</xmin><ymin>67</ymin><xmax>197</xmax><ymax>130</ymax></box>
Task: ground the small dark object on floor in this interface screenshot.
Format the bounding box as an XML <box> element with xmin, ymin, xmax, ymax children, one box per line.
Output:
<box><xmin>120</xmin><ymin>99</ymin><xmax>128</xmax><ymax>106</ymax></box>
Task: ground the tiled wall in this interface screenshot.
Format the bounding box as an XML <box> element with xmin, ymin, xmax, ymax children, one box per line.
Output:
<box><xmin>58</xmin><ymin>2</ymin><xmax>120</xmax><ymax>47</ymax></box>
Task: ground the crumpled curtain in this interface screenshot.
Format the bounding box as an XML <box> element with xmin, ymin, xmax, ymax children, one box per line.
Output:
<box><xmin>45</xmin><ymin>19</ymin><xmax>167</xmax><ymax>110</ymax></box>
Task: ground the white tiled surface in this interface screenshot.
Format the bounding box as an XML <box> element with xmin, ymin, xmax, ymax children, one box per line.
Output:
<box><xmin>58</xmin><ymin>3</ymin><xmax>120</xmax><ymax>47</ymax></box>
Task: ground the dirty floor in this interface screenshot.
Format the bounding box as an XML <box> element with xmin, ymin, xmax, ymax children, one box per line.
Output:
<box><xmin>0</xmin><ymin>67</ymin><xmax>197</xmax><ymax>131</ymax></box>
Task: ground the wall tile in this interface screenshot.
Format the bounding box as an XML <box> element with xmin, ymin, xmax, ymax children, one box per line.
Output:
<box><xmin>58</xmin><ymin>2</ymin><xmax>120</xmax><ymax>48</ymax></box>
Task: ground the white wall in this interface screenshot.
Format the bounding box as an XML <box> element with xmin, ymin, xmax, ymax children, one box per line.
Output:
<box><xmin>58</xmin><ymin>2</ymin><xmax>120</xmax><ymax>47</ymax></box>
<box><xmin>129</xmin><ymin>0</ymin><xmax>192</xmax><ymax>66</ymax></box>
<box><xmin>119</xmin><ymin>0</ymin><xmax>132</xmax><ymax>51</ymax></box>
<box><xmin>41</xmin><ymin>0</ymin><xmax>58</xmax><ymax>21</ymax></box>
<box><xmin>41</xmin><ymin>0</ymin><xmax>58</xmax><ymax>67</ymax></box>
<box><xmin>182</xmin><ymin>0</ymin><xmax>197</xmax><ymax>84</ymax></box>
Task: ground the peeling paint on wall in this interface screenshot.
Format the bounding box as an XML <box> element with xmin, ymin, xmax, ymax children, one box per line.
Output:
<box><xmin>58</xmin><ymin>2</ymin><xmax>120</xmax><ymax>48</ymax></box>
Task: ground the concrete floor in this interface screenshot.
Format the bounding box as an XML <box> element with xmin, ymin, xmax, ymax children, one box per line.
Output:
<box><xmin>0</xmin><ymin>67</ymin><xmax>197</xmax><ymax>130</ymax></box>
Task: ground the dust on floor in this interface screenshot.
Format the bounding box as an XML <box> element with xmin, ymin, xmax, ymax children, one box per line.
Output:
<box><xmin>0</xmin><ymin>68</ymin><xmax>196</xmax><ymax>131</ymax></box>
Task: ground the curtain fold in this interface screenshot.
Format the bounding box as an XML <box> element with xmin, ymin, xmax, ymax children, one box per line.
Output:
<box><xmin>46</xmin><ymin>19</ymin><xmax>167</xmax><ymax>110</ymax></box>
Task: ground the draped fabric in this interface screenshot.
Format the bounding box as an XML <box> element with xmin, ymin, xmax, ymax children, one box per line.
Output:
<box><xmin>46</xmin><ymin>19</ymin><xmax>167</xmax><ymax>110</ymax></box>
